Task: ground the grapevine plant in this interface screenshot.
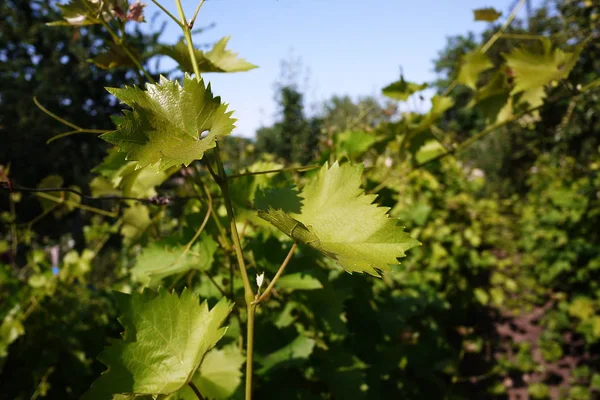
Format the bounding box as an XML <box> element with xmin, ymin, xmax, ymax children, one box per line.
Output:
<box><xmin>37</xmin><ymin>1</ymin><xmax>420</xmax><ymax>398</ymax></box>
<box><xmin>2</xmin><ymin>0</ymin><xmax>599</xmax><ymax>399</ymax></box>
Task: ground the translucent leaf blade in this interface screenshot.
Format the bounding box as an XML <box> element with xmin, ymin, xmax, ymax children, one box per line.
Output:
<box><xmin>102</xmin><ymin>75</ymin><xmax>235</xmax><ymax>170</ymax></box>
<box><xmin>257</xmin><ymin>162</ymin><xmax>420</xmax><ymax>276</ymax></box>
<box><xmin>82</xmin><ymin>289</ymin><xmax>232</xmax><ymax>399</ymax></box>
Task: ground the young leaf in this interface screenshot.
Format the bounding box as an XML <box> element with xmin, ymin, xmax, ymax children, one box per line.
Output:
<box><xmin>382</xmin><ymin>76</ymin><xmax>428</xmax><ymax>101</ymax></box>
<box><xmin>503</xmin><ymin>38</ymin><xmax>582</xmax><ymax>95</ymax></box>
<box><xmin>102</xmin><ymin>75</ymin><xmax>235</xmax><ymax>170</ymax></box>
<box><xmin>158</xmin><ymin>37</ymin><xmax>257</xmax><ymax>74</ymax></box>
<box><xmin>456</xmin><ymin>50</ymin><xmax>494</xmax><ymax>89</ymax></box>
<box><xmin>82</xmin><ymin>288</ymin><xmax>233</xmax><ymax>400</ymax></box>
<box><xmin>473</xmin><ymin>7</ymin><xmax>502</xmax><ymax>22</ymax></box>
<box><xmin>257</xmin><ymin>162</ymin><xmax>420</xmax><ymax>276</ymax></box>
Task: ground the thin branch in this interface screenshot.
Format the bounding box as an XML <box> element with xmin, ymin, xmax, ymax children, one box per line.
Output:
<box><xmin>150</xmin><ymin>0</ymin><xmax>185</xmax><ymax>29</ymax></box>
<box><xmin>175</xmin><ymin>0</ymin><xmax>202</xmax><ymax>80</ymax></box>
<box><xmin>33</xmin><ymin>97</ymin><xmax>111</xmax><ymax>143</ymax></box>
<box><xmin>228</xmin><ymin>164</ymin><xmax>320</xmax><ymax>180</ymax></box>
<box><xmin>255</xmin><ymin>242</ymin><xmax>298</xmax><ymax>304</ymax></box>
<box><xmin>4</xmin><ymin>185</ymin><xmax>195</xmax><ymax>205</ymax></box>
<box><xmin>34</xmin><ymin>192</ymin><xmax>117</xmax><ymax>218</ymax></box>
<box><xmin>213</xmin><ymin>144</ymin><xmax>254</xmax><ymax>301</ymax></box>
<box><xmin>169</xmin><ymin>184</ymin><xmax>213</xmax><ymax>268</ymax></box>
<box><xmin>204</xmin><ymin>271</ymin><xmax>227</xmax><ymax>297</ymax></box>
<box><xmin>188</xmin><ymin>381</ymin><xmax>205</xmax><ymax>400</ymax></box>
<box><xmin>189</xmin><ymin>0</ymin><xmax>206</xmax><ymax>29</ymax></box>
<box><xmin>481</xmin><ymin>0</ymin><xmax>526</xmax><ymax>53</ymax></box>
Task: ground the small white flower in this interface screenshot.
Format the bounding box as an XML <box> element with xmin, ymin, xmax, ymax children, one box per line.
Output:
<box><xmin>256</xmin><ymin>272</ymin><xmax>265</xmax><ymax>291</ymax></box>
<box><xmin>384</xmin><ymin>157</ymin><xmax>393</xmax><ymax>168</ymax></box>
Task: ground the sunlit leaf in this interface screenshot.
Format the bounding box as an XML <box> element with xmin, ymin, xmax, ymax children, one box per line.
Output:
<box><xmin>416</xmin><ymin>95</ymin><xmax>455</xmax><ymax>131</ymax></box>
<box><xmin>158</xmin><ymin>37</ymin><xmax>257</xmax><ymax>74</ymax></box>
<box><xmin>503</xmin><ymin>39</ymin><xmax>582</xmax><ymax>95</ymax></box>
<box><xmin>382</xmin><ymin>76</ymin><xmax>428</xmax><ymax>101</ymax></box>
<box><xmin>456</xmin><ymin>50</ymin><xmax>493</xmax><ymax>89</ymax></box>
<box><xmin>415</xmin><ymin>139</ymin><xmax>447</xmax><ymax>165</ymax></box>
<box><xmin>82</xmin><ymin>289</ymin><xmax>232</xmax><ymax>400</ymax></box>
<box><xmin>257</xmin><ymin>162</ymin><xmax>420</xmax><ymax>276</ymax></box>
<box><xmin>102</xmin><ymin>75</ymin><xmax>235</xmax><ymax>170</ymax></box>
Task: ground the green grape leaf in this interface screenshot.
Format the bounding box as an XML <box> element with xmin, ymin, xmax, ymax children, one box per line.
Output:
<box><xmin>121</xmin><ymin>204</ymin><xmax>151</xmax><ymax>241</ymax></box>
<box><xmin>415</xmin><ymin>95</ymin><xmax>455</xmax><ymax>132</ymax></box>
<box><xmin>88</xmin><ymin>43</ymin><xmax>138</xmax><ymax>70</ymax></box>
<box><xmin>166</xmin><ymin>344</ymin><xmax>244</xmax><ymax>400</ymax></box>
<box><xmin>0</xmin><ymin>306</ymin><xmax>25</xmax><ymax>358</ymax></box>
<box><xmin>257</xmin><ymin>162</ymin><xmax>420</xmax><ymax>276</ymax></box>
<box><xmin>470</xmin><ymin>71</ymin><xmax>512</xmax><ymax>123</ymax></box>
<box><xmin>91</xmin><ymin>149</ymin><xmax>175</xmax><ymax>198</ymax></box>
<box><xmin>415</xmin><ymin>139</ymin><xmax>447</xmax><ymax>164</ymax></box>
<box><xmin>456</xmin><ymin>50</ymin><xmax>494</xmax><ymax>89</ymax></box>
<box><xmin>336</xmin><ymin>131</ymin><xmax>377</xmax><ymax>160</ymax></box>
<box><xmin>102</xmin><ymin>75</ymin><xmax>235</xmax><ymax>170</ymax></box>
<box><xmin>159</xmin><ymin>37</ymin><xmax>257</xmax><ymax>74</ymax></box>
<box><xmin>257</xmin><ymin>335</ymin><xmax>316</xmax><ymax>374</ymax></box>
<box><xmin>382</xmin><ymin>76</ymin><xmax>428</xmax><ymax>101</ymax></box>
<box><xmin>503</xmin><ymin>38</ymin><xmax>582</xmax><ymax>95</ymax></box>
<box><xmin>82</xmin><ymin>289</ymin><xmax>233</xmax><ymax>400</ymax></box>
<box><xmin>47</xmin><ymin>0</ymin><xmax>104</xmax><ymax>26</ymax></box>
<box><xmin>276</xmin><ymin>272</ymin><xmax>323</xmax><ymax>291</ymax></box>
<box><xmin>191</xmin><ymin>344</ymin><xmax>245</xmax><ymax>399</ymax></box>
<box><xmin>131</xmin><ymin>235</ymin><xmax>218</xmax><ymax>287</ymax></box>
<box><xmin>473</xmin><ymin>7</ymin><xmax>502</xmax><ymax>22</ymax></box>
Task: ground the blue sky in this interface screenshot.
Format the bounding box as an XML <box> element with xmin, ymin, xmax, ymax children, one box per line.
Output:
<box><xmin>141</xmin><ymin>0</ymin><xmax>539</xmax><ymax>137</ymax></box>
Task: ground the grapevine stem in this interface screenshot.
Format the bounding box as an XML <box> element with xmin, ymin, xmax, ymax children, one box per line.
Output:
<box><xmin>245</xmin><ymin>303</ymin><xmax>257</xmax><ymax>400</ymax></box>
<box><xmin>34</xmin><ymin>192</ymin><xmax>117</xmax><ymax>218</ymax></box>
<box><xmin>228</xmin><ymin>164</ymin><xmax>320</xmax><ymax>179</ymax></box>
<box><xmin>175</xmin><ymin>0</ymin><xmax>202</xmax><ymax>80</ymax></box>
<box><xmin>481</xmin><ymin>0</ymin><xmax>526</xmax><ymax>54</ymax></box>
<box><xmin>174</xmin><ymin>3</ymin><xmax>256</xmax><ymax>398</ymax></box>
<box><xmin>151</xmin><ymin>0</ymin><xmax>185</xmax><ymax>29</ymax></box>
<box><xmin>255</xmin><ymin>242</ymin><xmax>297</xmax><ymax>304</ymax></box>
